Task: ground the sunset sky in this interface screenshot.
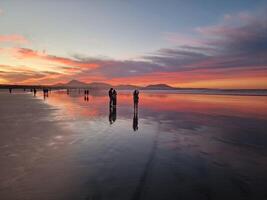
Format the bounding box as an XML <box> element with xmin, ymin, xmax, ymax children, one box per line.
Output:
<box><xmin>0</xmin><ymin>0</ymin><xmax>267</xmax><ymax>88</ymax></box>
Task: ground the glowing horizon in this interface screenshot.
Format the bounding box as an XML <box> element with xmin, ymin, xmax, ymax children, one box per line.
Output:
<box><xmin>0</xmin><ymin>1</ymin><xmax>267</xmax><ymax>89</ymax></box>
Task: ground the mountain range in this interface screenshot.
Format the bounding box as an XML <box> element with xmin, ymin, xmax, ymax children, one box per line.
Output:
<box><xmin>53</xmin><ymin>80</ymin><xmax>177</xmax><ymax>90</ymax></box>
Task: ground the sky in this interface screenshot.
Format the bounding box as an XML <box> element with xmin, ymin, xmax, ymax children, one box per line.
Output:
<box><xmin>0</xmin><ymin>0</ymin><xmax>267</xmax><ymax>88</ymax></box>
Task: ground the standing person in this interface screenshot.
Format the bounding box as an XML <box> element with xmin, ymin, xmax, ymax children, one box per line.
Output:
<box><xmin>133</xmin><ymin>90</ymin><xmax>139</xmax><ymax>105</ymax></box>
<box><xmin>108</xmin><ymin>88</ymin><xmax>113</xmax><ymax>105</ymax></box>
<box><xmin>33</xmin><ymin>88</ymin><xmax>37</xmax><ymax>96</ymax></box>
<box><xmin>43</xmin><ymin>88</ymin><xmax>48</xmax><ymax>98</ymax></box>
<box><xmin>112</xmin><ymin>89</ymin><xmax>117</xmax><ymax>106</ymax></box>
<box><xmin>9</xmin><ymin>88</ymin><xmax>12</xmax><ymax>93</ymax></box>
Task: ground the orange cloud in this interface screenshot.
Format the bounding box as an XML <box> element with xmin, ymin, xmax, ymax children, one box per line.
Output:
<box><xmin>0</xmin><ymin>35</ymin><xmax>28</xmax><ymax>44</ymax></box>
<box><xmin>16</xmin><ymin>48</ymin><xmax>99</xmax><ymax>71</ymax></box>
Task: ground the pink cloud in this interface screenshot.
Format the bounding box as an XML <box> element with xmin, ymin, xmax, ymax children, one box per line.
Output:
<box><xmin>0</xmin><ymin>34</ymin><xmax>28</xmax><ymax>44</ymax></box>
<box><xmin>16</xmin><ymin>48</ymin><xmax>99</xmax><ymax>72</ymax></box>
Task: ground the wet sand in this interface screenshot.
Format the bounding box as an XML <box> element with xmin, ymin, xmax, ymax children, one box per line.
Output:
<box><xmin>0</xmin><ymin>93</ymin><xmax>87</xmax><ymax>200</ymax></box>
<box><xmin>1</xmin><ymin>90</ymin><xmax>267</xmax><ymax>200</ymax></box>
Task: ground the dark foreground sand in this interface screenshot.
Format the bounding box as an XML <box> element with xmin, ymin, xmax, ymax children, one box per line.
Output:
<box><xmin>0</xmin><ymin>93</ymin><xmax>86</xmax><ymax>200</ymax></box>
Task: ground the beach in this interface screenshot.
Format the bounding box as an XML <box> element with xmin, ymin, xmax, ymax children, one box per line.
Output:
<box><xmin>0</xmin><ymin>90</ymin><xmax>267</xmax><ymax>200</ymax></box>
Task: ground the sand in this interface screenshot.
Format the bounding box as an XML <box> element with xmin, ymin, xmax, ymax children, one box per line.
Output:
<box><xmin>1</xmin><ymin>91</ymin><xmax>267</xmax><ymax>200</ymax></box>
<box><xmin>0</xmin><ymin>93</ymin><xmax>85</xmax><ymax>200</ymax></box>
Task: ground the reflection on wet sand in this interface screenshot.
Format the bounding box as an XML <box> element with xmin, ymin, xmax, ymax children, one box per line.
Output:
<box><xmin>1</xmin><ymin>89</ymin><xmax>267</xmax><ymax>200</ymax></box>
<box><xmin>133</xmin><ymin>99</ymin><xmax>139</xmax><ymax>131</ymax></box>
<box><xmin>109</xmin><ymin>103</ymin><xmax>117</xmax><ymax>124</ymax></box>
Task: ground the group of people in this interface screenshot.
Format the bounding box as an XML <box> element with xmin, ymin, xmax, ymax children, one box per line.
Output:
<box><xmin>108</xmin><ymin>88</ymin><xmax>117</xmax><ymax>106</ymax></box>
<box><xmin>84</xmin><ymin>89</ymin><xmax>89</xmax><ymax>96</ymax></box>
<box><xmin>108</xmin><ymin>88</ymin><xmax>139</xmax><ymax>131</ymax></box>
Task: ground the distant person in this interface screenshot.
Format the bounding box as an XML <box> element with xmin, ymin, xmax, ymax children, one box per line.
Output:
<box><xmin>112</xmin><ymin>89</ymin><xmax>117</xmax><ymax>106</ymax></box>
<box><xmin>43</xmin><ymin>88</ymin><xmax>49</xmax><ymax>98</ymax></box>
<box><xmin>108</xmin><ymin>88</ymin><xmax>113</xmax><ymax>105</ymax></box>
<box><xmin>9</xmin><ymin>88</ymin><xmax>12</xmax><ymax>93</ymax></box>
<box><xmin>33</xmin><ymin>88</ymin><xmax>37</xmax><ymax>96</ymax></box>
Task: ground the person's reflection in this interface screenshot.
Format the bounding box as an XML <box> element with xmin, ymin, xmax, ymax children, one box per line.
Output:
<box><xmin>133</xmin><ymin>102</ymin><xmax>139</xmax><ymax>131</ymax></box>
<box><xmin>109</xmin><ymin>104</ymin><xmax>117</xmax><ymax>124</ymax></box>
<box><xmin>133</xmin><ymin>89</ymin><xmax>139</xmax><ymax>131</ymax></box>
<box><xmin>84</xmin><ymin>96</ymin><xmax>89</xmax><ymax>101</ymax></box>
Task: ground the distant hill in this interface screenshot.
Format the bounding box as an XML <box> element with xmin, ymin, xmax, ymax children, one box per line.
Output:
<box><xmin>51</xmin><ymin>80</ymin><xmax>178</xmax><ymax>90</ymax></box>
<box><xmin>52</xmin><ymin>80</ymin><xmax>112</xmax><ymax>89</ymax></box>
<box><xmin>88</xmin><ymin>82</ymin><xmax>112</xmax><ymax>89</ymax></box>
<box><xmin>64</xmin><ymin>80</ymin><xmax>88</xmax><ymax>87</ymax></box>
<box><xmin>116</xmin><ymin>84</ymin><xmax>141</xmax><ymax>90</ymax></box>
<box><xmin>143</xmin><ymin>84</ymin><xmax>177</xmax><ymax>90</ymax></box>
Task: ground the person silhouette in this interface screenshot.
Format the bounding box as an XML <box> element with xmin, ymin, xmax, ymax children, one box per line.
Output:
<box><xmin>133</xmin><ymin>89</ymin><xmax>139</xmax><ymax>107</ymax></box>
<box><xmin>43</xmin><ymin>88</ymin><xmax>49</xmax><ymax>99</ymax></box>
<box><xmin>9</xmin><ymin>88</ymin><xmax>12</xmax><ymax>93</ymax></box>
<box><xmin>108</xmin><ymin>88</ymin><xmax>113</xmax><ymax>106</ymax></box>
<box><xmin>112</xmin><ymin>89</ymin><xmax>117</xmax><ymax>106</ymax></box>
<box><xmin>33</xmin><ymin>88</ymin><xmax>37</xmax><ymax>96</ymax></box>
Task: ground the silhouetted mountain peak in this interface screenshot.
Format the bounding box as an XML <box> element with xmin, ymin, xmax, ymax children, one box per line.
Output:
<box><xmin>51</xmin><ymin>80</ymin><xmax>177</xmax><ymax>90</ymax></box>
<box><xmin>68</xmin><ymin>79</ymin><xmax>85</xmax><ymax>85</ymax></box>
<box><xmin>88</xmin><ymin>82</ymin><xmax>112</xmax><ymax>88</ymax></box>
<box><xmin>144</xmin><ymin>84</ymin><xmax>175</xmax><ymax>90</ymax></box>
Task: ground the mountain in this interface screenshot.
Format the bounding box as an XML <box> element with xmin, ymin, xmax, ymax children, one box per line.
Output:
<box><xmin>144</xmin><ymin>84</ymin><xmax>177</xmax><ymax>90</ymax></box>
<box><xmin>66</xmin><ymin>80</ymin><xmax>88</xmax><ymax>87</ymax></box>
<box><xmin>51</xmin><ymin>80</ymin><xmax>177</xmax><ymax>90</ymax></box>
<box><xmin>115</xmin><ymin>84</ymin><xmax>141</xmax><ymax>90</ymax></box>
<box><xmin>87</xmin><ymin>82</ymin><xmax>112</xmax><ymax>89</ymax></box>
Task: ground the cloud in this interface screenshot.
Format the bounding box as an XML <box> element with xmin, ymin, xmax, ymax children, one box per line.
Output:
<box><xmin>16</xmin><ymin>48</ymin><xmax>99</xmax><ymax>72</ymax></box>
<box><xmin>80</xmin><ymin>11</ymin><xmax>267</xmax><ymax>81</ymax></box>
<box><xmin>163</xmin><ymin>32</ymin><xmax>202</xmax><ymax>46</ymax></box>
<box><xmin>146</xmin><ymin>11</ymin><xmax>267</xmax><ymax>74</ymax></box>
<box><xmin>2</xmin><ymin>10</ymin><xmax>267</xmax><ymax>88</ymax></box>
<box><xmin>0</xmin><ymin>64</ymin><xmax>63</xmax><ymax>84</ymax></box>
<box><xmin>0</xmin><ymin>35</ymin><xmax>28</xmax><ymax>44</ymax></box>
